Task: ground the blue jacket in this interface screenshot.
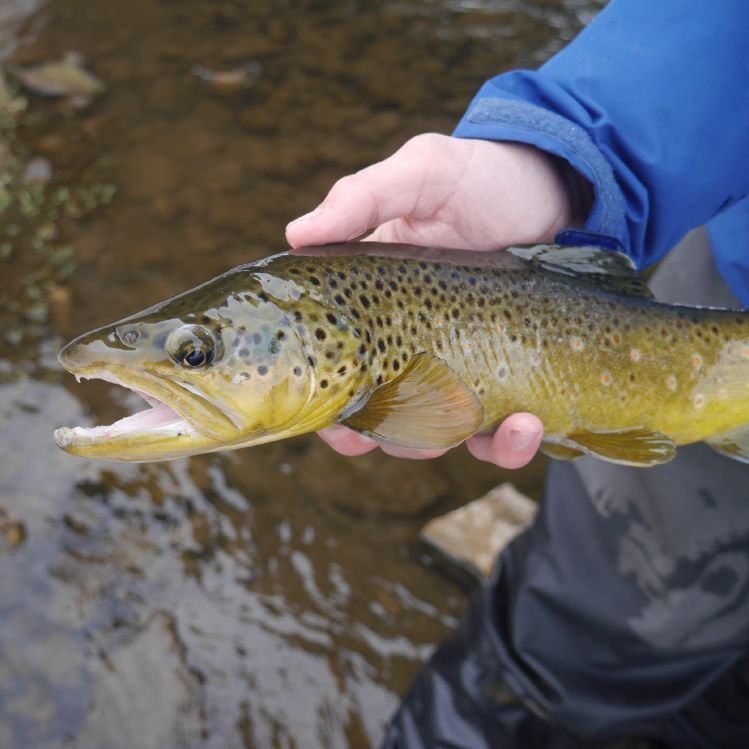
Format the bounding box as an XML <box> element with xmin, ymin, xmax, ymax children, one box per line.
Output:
<box><xmin>453</xmin><ymin>0</ymin><xmax>749</xmax><ymax>304</ymax></box>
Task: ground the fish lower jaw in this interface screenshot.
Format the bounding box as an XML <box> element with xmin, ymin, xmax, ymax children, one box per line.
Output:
<box><xmin>53</xmin><ymin>404</ymin><xmax>193</xmax><ymax>449</ymax></box>
<box><xmin>55</xmin><ymin>368</ymin><xmax>202</xmax><ymax>452</ymax></box>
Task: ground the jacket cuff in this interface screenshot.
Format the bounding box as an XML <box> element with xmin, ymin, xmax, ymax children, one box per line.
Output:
<box><xmin>453</xmin><ymin>96</ymin><xmax>630</xmax><ymax>258</ymax></box>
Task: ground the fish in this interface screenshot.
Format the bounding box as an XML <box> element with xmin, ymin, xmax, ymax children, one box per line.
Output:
<box><xmin>53</xmin><ymin>241</ymin><xmax>749</xmax><ymax>465</ymax></box>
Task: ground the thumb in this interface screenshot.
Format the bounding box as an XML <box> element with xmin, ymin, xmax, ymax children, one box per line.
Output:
<box><xmin>285</xmin><ymin>134</ymin><xmax>448</xmax><ymax>248</ymax></box>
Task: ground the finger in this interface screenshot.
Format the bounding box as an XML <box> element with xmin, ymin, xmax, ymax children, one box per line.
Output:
<box><xmin>317</xmin><ymin>425</ymin><xmax>379</xmax><ymax>456</ymax></box>
<box><xmin>285</xmin><ymin>134</ymin><xmax>452</xmax><ymax>248</ymax></box>
<box><xmin>466</xmin><ymin>413</ymin><xmax>543</xmax><ymax>469</ymax></box>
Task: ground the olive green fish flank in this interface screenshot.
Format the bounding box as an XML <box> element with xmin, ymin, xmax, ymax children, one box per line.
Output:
<box><xmin>54</xmin><ymin>242</ymin><xmax>749</xmax><ymax>465</ymax></box>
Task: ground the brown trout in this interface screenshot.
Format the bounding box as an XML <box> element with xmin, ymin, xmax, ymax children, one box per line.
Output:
<box><xmin>54</xmin><ymin>242</ymin><xmax>749</xmax><ymax>465</ymax></box>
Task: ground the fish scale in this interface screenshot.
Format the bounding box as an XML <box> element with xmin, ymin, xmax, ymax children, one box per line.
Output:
<box><xmin>54</xmin><ymin>242</ymin><xmax>749</xmax><ymax>465</ymax></box>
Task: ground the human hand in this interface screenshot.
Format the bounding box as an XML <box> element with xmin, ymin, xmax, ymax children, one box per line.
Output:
<box><xmin>286</xmin><ymin>134</ymin><xmax>576</xmax><ymax>468</ymax></box>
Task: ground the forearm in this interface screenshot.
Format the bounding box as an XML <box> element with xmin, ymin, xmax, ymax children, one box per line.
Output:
<box><xmin>453</xmin><ymin>0</ymin><xmax>749</xmax><ymax>268</ymax></box>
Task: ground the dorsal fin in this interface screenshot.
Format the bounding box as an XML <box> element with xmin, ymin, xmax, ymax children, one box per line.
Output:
<box><xmin>341</xmin><ymin>353</ymin><xmax>484</xmax><ymax>449</ymax></box>
<box><xmin>507</xmin><ymin>244</ymin><xmax>654</xmax><ymax>299</ymax></box>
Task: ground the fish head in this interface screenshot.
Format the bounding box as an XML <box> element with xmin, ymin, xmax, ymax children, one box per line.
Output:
<box><xmin>54</xmin><ymin>268</ymin><xmax>339</xmax><ymax>461</ymax></box>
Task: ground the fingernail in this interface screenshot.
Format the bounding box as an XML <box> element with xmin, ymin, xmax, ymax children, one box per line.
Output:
<box><xmin>288</xmin><ymin>205</ymin><xmax>324</xmax><ymax>227</ymax></box>
<box><xmin>510</xmin><ymin>429</ymin><xmax>539</xmax><ymax>451</ymax></box>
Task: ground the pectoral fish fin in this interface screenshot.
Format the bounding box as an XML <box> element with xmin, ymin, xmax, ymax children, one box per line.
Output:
<box><xmin>507</xmin><ymin>244</ymin><xmax>654</xmax><ymax>299</ymax></box>
<box><xmin>563</xmin><ymin>426</ymin><xmax>676</xmax><ymax>466</ymax></box>
<box><xmin>706</xmin><ymin>425</ymin><xmax>749</xmax><ymax>464</ymax></box>
<box><xmin>341</xmin><ymin>353</ymin><xmax>484</xmax><ymax>449</ymax></box>
<box><xmin>541</xmin><ymin>442</ymin><xmax>585</xmax><ymax>461</ymax></box>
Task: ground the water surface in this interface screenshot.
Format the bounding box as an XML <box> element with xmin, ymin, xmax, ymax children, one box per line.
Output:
<box><xmin>0</xmin><ymin>1</ymin><xmax>600</xmax><ymax>746</ymax></box>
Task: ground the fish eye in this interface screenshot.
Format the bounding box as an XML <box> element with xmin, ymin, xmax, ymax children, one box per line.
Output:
<box><xmin>167</xmin><ymin>325</ymin><xmax>218</xmax><ymax>369</ymax></box>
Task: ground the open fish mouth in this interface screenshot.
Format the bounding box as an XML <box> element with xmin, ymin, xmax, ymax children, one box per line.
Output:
<box><xmin>53</xmin><ymin>371</ymin><xmax>196</xmax><ymax>449</ymax></box>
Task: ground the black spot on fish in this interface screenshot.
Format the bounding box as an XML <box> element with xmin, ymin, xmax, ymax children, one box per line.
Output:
<box><xmin>239</xmin><ymin>348</ymin><xmax>250</xmax><ymax>357</ymax></box>
<box><xmin>315</xmin><ymin>328</ymin><xmax>327</xmax><ymax>341</ymax></box>
<box><xmin>257</xmin><ymin>365</ymin><xmax>268</xmax><ymax>375</ymax></box>
<box><xmin>293</xmin><ymin>366</ymin><xmax>302</xmax><ymax>376</ymax></box>
<box><xmin>320</xmin><ymin>379</ymin><xmax>329</xmax><ymax>389</ymax></box>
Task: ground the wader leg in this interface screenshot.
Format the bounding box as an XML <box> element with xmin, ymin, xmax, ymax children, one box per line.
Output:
<box><xmin>381</xmin><ymin>231</ymin><xmax>749</xmax><ymax>748</ymax></box>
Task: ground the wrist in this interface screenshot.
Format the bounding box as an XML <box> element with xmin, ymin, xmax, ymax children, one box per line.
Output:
<box><xmin>548</xmin><ymin>154</ymin><xmax>594</xmax><ymax>228</ymax></box>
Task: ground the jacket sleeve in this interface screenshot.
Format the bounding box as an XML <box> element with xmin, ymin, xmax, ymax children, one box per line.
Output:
<box><xmin>452</xmin><ymin>0</ymin><xmax>749</xmax><ymax>270</ymax></box>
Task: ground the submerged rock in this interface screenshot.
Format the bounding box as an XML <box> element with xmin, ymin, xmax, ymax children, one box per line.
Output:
<box><xmin>78</xmin><ymin>613</ymin><xmax>205</xmax><ymax>749</ymax></box>
<box><xmin>421</xmin><ymin>483</ymin><xmax>538</xmax><ymax>579</ymax></box>
<box><xmin>191</xmin><ymin>60</ymin><xmax>260</xmax><ymax>89</ymax></box>
<box><xmin>22</xmin><ymin>155</ymin><xmax>52</xmax><ymax>183</ymax></box>
<box><xmin>8</xmin><ymin>52</ymin><xmax>104</xmax><ymax>98</ymax></box>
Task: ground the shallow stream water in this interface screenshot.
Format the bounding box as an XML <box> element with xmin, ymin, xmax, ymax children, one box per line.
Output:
<box><xmin>0</xmin><ymin>2</ymin><xmax>601</xmax><ymax>746</ymax></box>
